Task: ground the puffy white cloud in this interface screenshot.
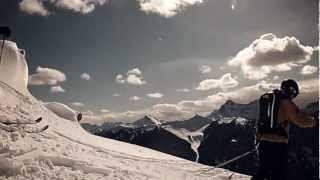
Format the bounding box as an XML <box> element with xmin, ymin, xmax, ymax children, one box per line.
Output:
<box><xmin>130</xmin><ymin>96</ymin><xmax>142</xmax><ymax>101</ymax></box>
<box><xmin>115</xmin><ymin>68</ymin><xmax>146</xmax><ymax>86</ymax></box>
<box><xmin>70</xmin><ymin>102</ymin><xmax>85</xmax><ymax>108</ymax></box>
<box><xmin>50</xmin><ymin>86</ymin><xmax>66</xmax><ymax>93</ymax></box>
<box><xmin>19</xmin><ymin>0</ymin><xmax>109</xmax><ymax>16</ymax></box>
<box><xmin>196</xmin><ymin>73</ymin><xmax>239</xmax><ymax>91</ymax></box>
<box><xmin>176</xmin><ymin>88</ymin><xmax>190</xmax><ymax>93</ymax></box>
<box><xmin>19</xmin><ymin>0</ymin><xmax>50</xmax><ymax>16</ymax></box>
<box><xmin>115</xmin><ymin>74</ymin><xmax>125</xmax><ymax>84</ymax></box>
<box><xmin>199</xmin><ymin>65</ymin><xmax>211</xmax><ymax>74</ymax></box>
<box><xmin>53</xmin><ymin>0</ymin><xmax>107</xmax><ymax>14</ymax></box>
<box><xmin>127</xmin><ymin>74</ymin><xmax>146</xmax><ymax>85</ymax></box>
<box><xmin>228</xmin><ymin>33</ymin><xmax>314</xmax><ymax>80</ymax></box>
<box><xmin>301</xmin><ymin>65</ymin><xmax>318</xmax><ymax>75</ymax></box>
<box><xmin>80</xmin><ymin>73</ymin><xmax>91</xmax><ymax>80</ymax></box>
<box><xmin>137</xmin><ymin>0</ymin><xmax>203</xmax><ymax>18</ymax></box>
<box><xmin>127</xmin><ymin>68</ymin><xmax>142</xmax><ymax>76</ymax></box>
<box><xmin>147</xmin><ymin>92</ymin><xmax>164</xmax><ymax>98</ymax></box>
<box><xmin>29</xmin><ymin>66</ymin><xmax>66</xmax><ymax>86</ymax></box>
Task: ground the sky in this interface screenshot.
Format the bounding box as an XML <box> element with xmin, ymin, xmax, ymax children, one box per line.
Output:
<box><xmin>1</xmin><ymin>0</ymin><xmax>319</xmax><ymax>124</ymax></box>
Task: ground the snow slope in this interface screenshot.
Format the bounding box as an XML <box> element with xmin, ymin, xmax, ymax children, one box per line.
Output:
<box><xmin>0</xmin><ymin>41</ymin><xmax>29</xmax><ymax>96</ymax></box>
<box><xmin>0</xmin><ymin>41</ymin><xmax>250</xmax><ymax>180</ymax></box>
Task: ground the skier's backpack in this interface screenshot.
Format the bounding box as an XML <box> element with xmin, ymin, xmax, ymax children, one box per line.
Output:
<box><xmin>256</xmin><ymin>90</ymin><xmax>288</xmax><ymax>138</ymax></box>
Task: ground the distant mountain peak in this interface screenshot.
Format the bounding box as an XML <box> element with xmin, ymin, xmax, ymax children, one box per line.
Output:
<box><xmin>133</xmin><ymin>114</ymin><xmax>161</xmax><ymax>127</ymax></box>
<box><xmin>225</xmin><ymin>99</ymin><xmax>235</xmax><ymax>105</ymax></box>
<box><xmin>208</xmin><ymin>99</ymin><xmax>258</xmax><ymax>120</ymax></box>
<box><xmin>191</xmin><ymin>114</ymin><xmax>204</xmax><ymax>119</ymax></box>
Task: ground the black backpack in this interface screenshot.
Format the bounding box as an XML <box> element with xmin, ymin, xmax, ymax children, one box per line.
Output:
<box><xmin>256</xmin><ymin>90</ymin><xmax>288</xmax><ymax>138</ymax></box>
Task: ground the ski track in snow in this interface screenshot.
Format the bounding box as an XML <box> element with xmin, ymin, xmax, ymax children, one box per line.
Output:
<box><xmin>0</xmin><ymin>41</ymin><xmax>250</xmax><ymax>180</ymax></box>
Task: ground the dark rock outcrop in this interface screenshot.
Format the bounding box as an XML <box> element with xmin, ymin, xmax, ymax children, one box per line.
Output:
<box><xmin>96</xmin><ymin>125</ymin><xmax>197</xmax><ymax>161</ymax></box>
<box><xmin>198</xmin><ymin>118</ymin><xmax>257</xmax><ymax>175</ymax></box>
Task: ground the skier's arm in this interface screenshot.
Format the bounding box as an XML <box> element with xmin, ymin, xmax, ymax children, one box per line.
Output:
<box><xmin>284</xmin><ymin>100</ymin><xmax>316</xmax><ymax>128</ymax></box>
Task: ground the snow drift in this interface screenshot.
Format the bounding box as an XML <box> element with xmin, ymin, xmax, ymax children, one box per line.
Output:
<box><xmin>0</xmin><ymin>41</ymin><xmax>250</xmax><ymax>179</ymax></box>
<box><xmin>43</xmin><ymin>102</ymin><xmax>80</xmax><ymax>122</ymax></box>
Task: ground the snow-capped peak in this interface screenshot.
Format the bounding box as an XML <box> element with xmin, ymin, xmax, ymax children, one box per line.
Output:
<box><xmin>133</xmin><ymin>115</ymin><xmax>162</xmax><ymax>127</ymax></box>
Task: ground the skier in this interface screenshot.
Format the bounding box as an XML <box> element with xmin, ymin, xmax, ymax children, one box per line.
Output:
<box><xmin>252</xmin><ymin>79</ymin><xmax>317</xmax><ymax>180</ymax></box>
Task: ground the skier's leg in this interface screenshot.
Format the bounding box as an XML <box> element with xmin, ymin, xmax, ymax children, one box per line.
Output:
<box><xmin>270</xmin><ymin>143</ymin><xmax>288</xmax><ymax>180</ymax></box>
<box><xmin>252</xmin><ymin>141</ymin><xmax>271</xmax><ymax>180</ymax></box>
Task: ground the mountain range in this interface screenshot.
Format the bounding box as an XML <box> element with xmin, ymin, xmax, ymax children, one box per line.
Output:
<box><xmin>82</xmin><ymin>99</ymin><xmax>319</xmax><ymax>180</ymax></box>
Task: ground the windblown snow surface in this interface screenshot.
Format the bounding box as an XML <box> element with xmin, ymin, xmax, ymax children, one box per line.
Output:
<box><xmin>43</xmin><ymin>102</ymin><xmax>80</xmax><ymax>122</ymax></box>
<box><xmin>0</xmin><ymin>41</ymin><xmax>250</xmax><ymax>180</ymax></box>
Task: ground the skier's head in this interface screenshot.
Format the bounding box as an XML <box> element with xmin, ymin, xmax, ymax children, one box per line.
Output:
<box><xmin>281</xmin><ymin>79</ymin><xmax>299</xmax><ymax>99</ymax></box>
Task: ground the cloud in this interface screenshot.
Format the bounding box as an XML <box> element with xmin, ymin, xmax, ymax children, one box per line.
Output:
<box><xmin>127</xmin><ymin>74</ymin><xmax>146</xmax><ymax>85</ymax></box>
<box><xmin>19</xmin><ymin>0</ymin><xmax>109</xmax><ymax>16</ymax></box>
<box><xmin>50</xmin><ymin>86</ymin><xmax>66</xmax><ymax>93</ymax></box>
<box><xmin>83</xmin><ymin>79</ymin><xmax>318</xmax><ymax>124</ymax></box>
<box><xmin>113</xmin><ymin>93</ymin><xmax>120</xmax><ymax>97</ymax></box>
<box><xmin>299</xmin><ymin>78</ymin><xmax>319</xmax><ymax>93</ymax></box>
<box><xmin>301</xmin><ymin>65</ymin><xmax>318</xmax><ymax>75</ymax></box>
<box><xmin>53</xmin><ymin>0</ymin><xmax>107</xmax><ymax>14</ymax></box>
<box><xmin>80</xmin><ymin>73</ymin><xmax>91</xmax><ymax>80</ymax></box>
<box><xmin>150</xmin><ymin>103</ymin><xmax>190</xmax><ymax>120</ymax></box>
<box><xmin>130</xmin><ymin>96</ymin><xmax>142</xmax><ymax>101</ymax></box>
<box><xmin>115</xmin><ymin>68</ymin><xmax>146</xmax><ymax>86</ymax></box>
<box><xmin>176</xmin><ymin>88</ymin><xmax>190</xmax><ymax>93</ymax></box>
<box><xmin>115</xmin><ymin>74</ymin><xmax>126</xmax><ymax>84</ymax></box>
<box><xmin>228</xmin><ymin>33</ymin><xmax>314</xmax><ymax>80</ymax></box>
<box><xmin>29</xmin><ymin>66</ymin><xmax>66</xmax><ymax>86</ymax></box>
<box><xmin>100</xmin><ymin>109</ymin><xmax>110</xmax><ymax>113</ymax></box>
<box><xmin>83</xmin><ymin>109</ymin><xmax>148</xmax><ymax>124</ymax></box>
<box><xmin>137</xmin><ymin>0</ymin><xmax>203</xmax><ymax>18</ymax></box>
<box><xmin>231</xmin><ymin>0</ymin><xmax>238</xmax><ymax>10</ymax></box>
<box><xmin>273</xmin><ymin>75</ymin><xmax>279</xmax><ymax>81</ymax></box>
<box><xmin>177</xmin><ymin>80</ymin><xmax>279</xmax><ymax>114</ymax></box>
<box><xmin>196</xmin><ymin>73</ymin><xmax>239</xmax><ymax>91</ymax></box>
<box><xmin>199</xmin><ymin>65</ymin><xmax>211</xmax><ymax>74</ymax></box>
<box><xmin>19</xmin><ymin>0</ymin><xmax>50</xmax><ymax>16</ymax></box>
<box><xmin>127</xmin><ymin>68</ymin><xmax>142</xmax><ymax>76</ymax></box>
<box><xmin>147</xmin><ymin>92</ymin><xmax>164</xmax><ymax>98</ymax></box>
<box><xmin>70</xmin><ymin>102</ymin><xmax>85</xmax><ymax>108</ymax></box>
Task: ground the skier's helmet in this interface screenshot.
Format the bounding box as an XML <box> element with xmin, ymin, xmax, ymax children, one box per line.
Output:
<box><xmin>281</xmin><ymin>79</ymin><xmax>299</xmax><ymax>99</ymax></box>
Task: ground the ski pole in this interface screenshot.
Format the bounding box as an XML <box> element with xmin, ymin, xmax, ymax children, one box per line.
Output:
<box><xmin>215</xmin><ymin>149</ymin><xmax>255</xmax><ymax>168</ymax></box>
<box><xmin>198</xmin><ymin>141</ymin><xmax>260</xmax><ymax>175</ymax></box>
